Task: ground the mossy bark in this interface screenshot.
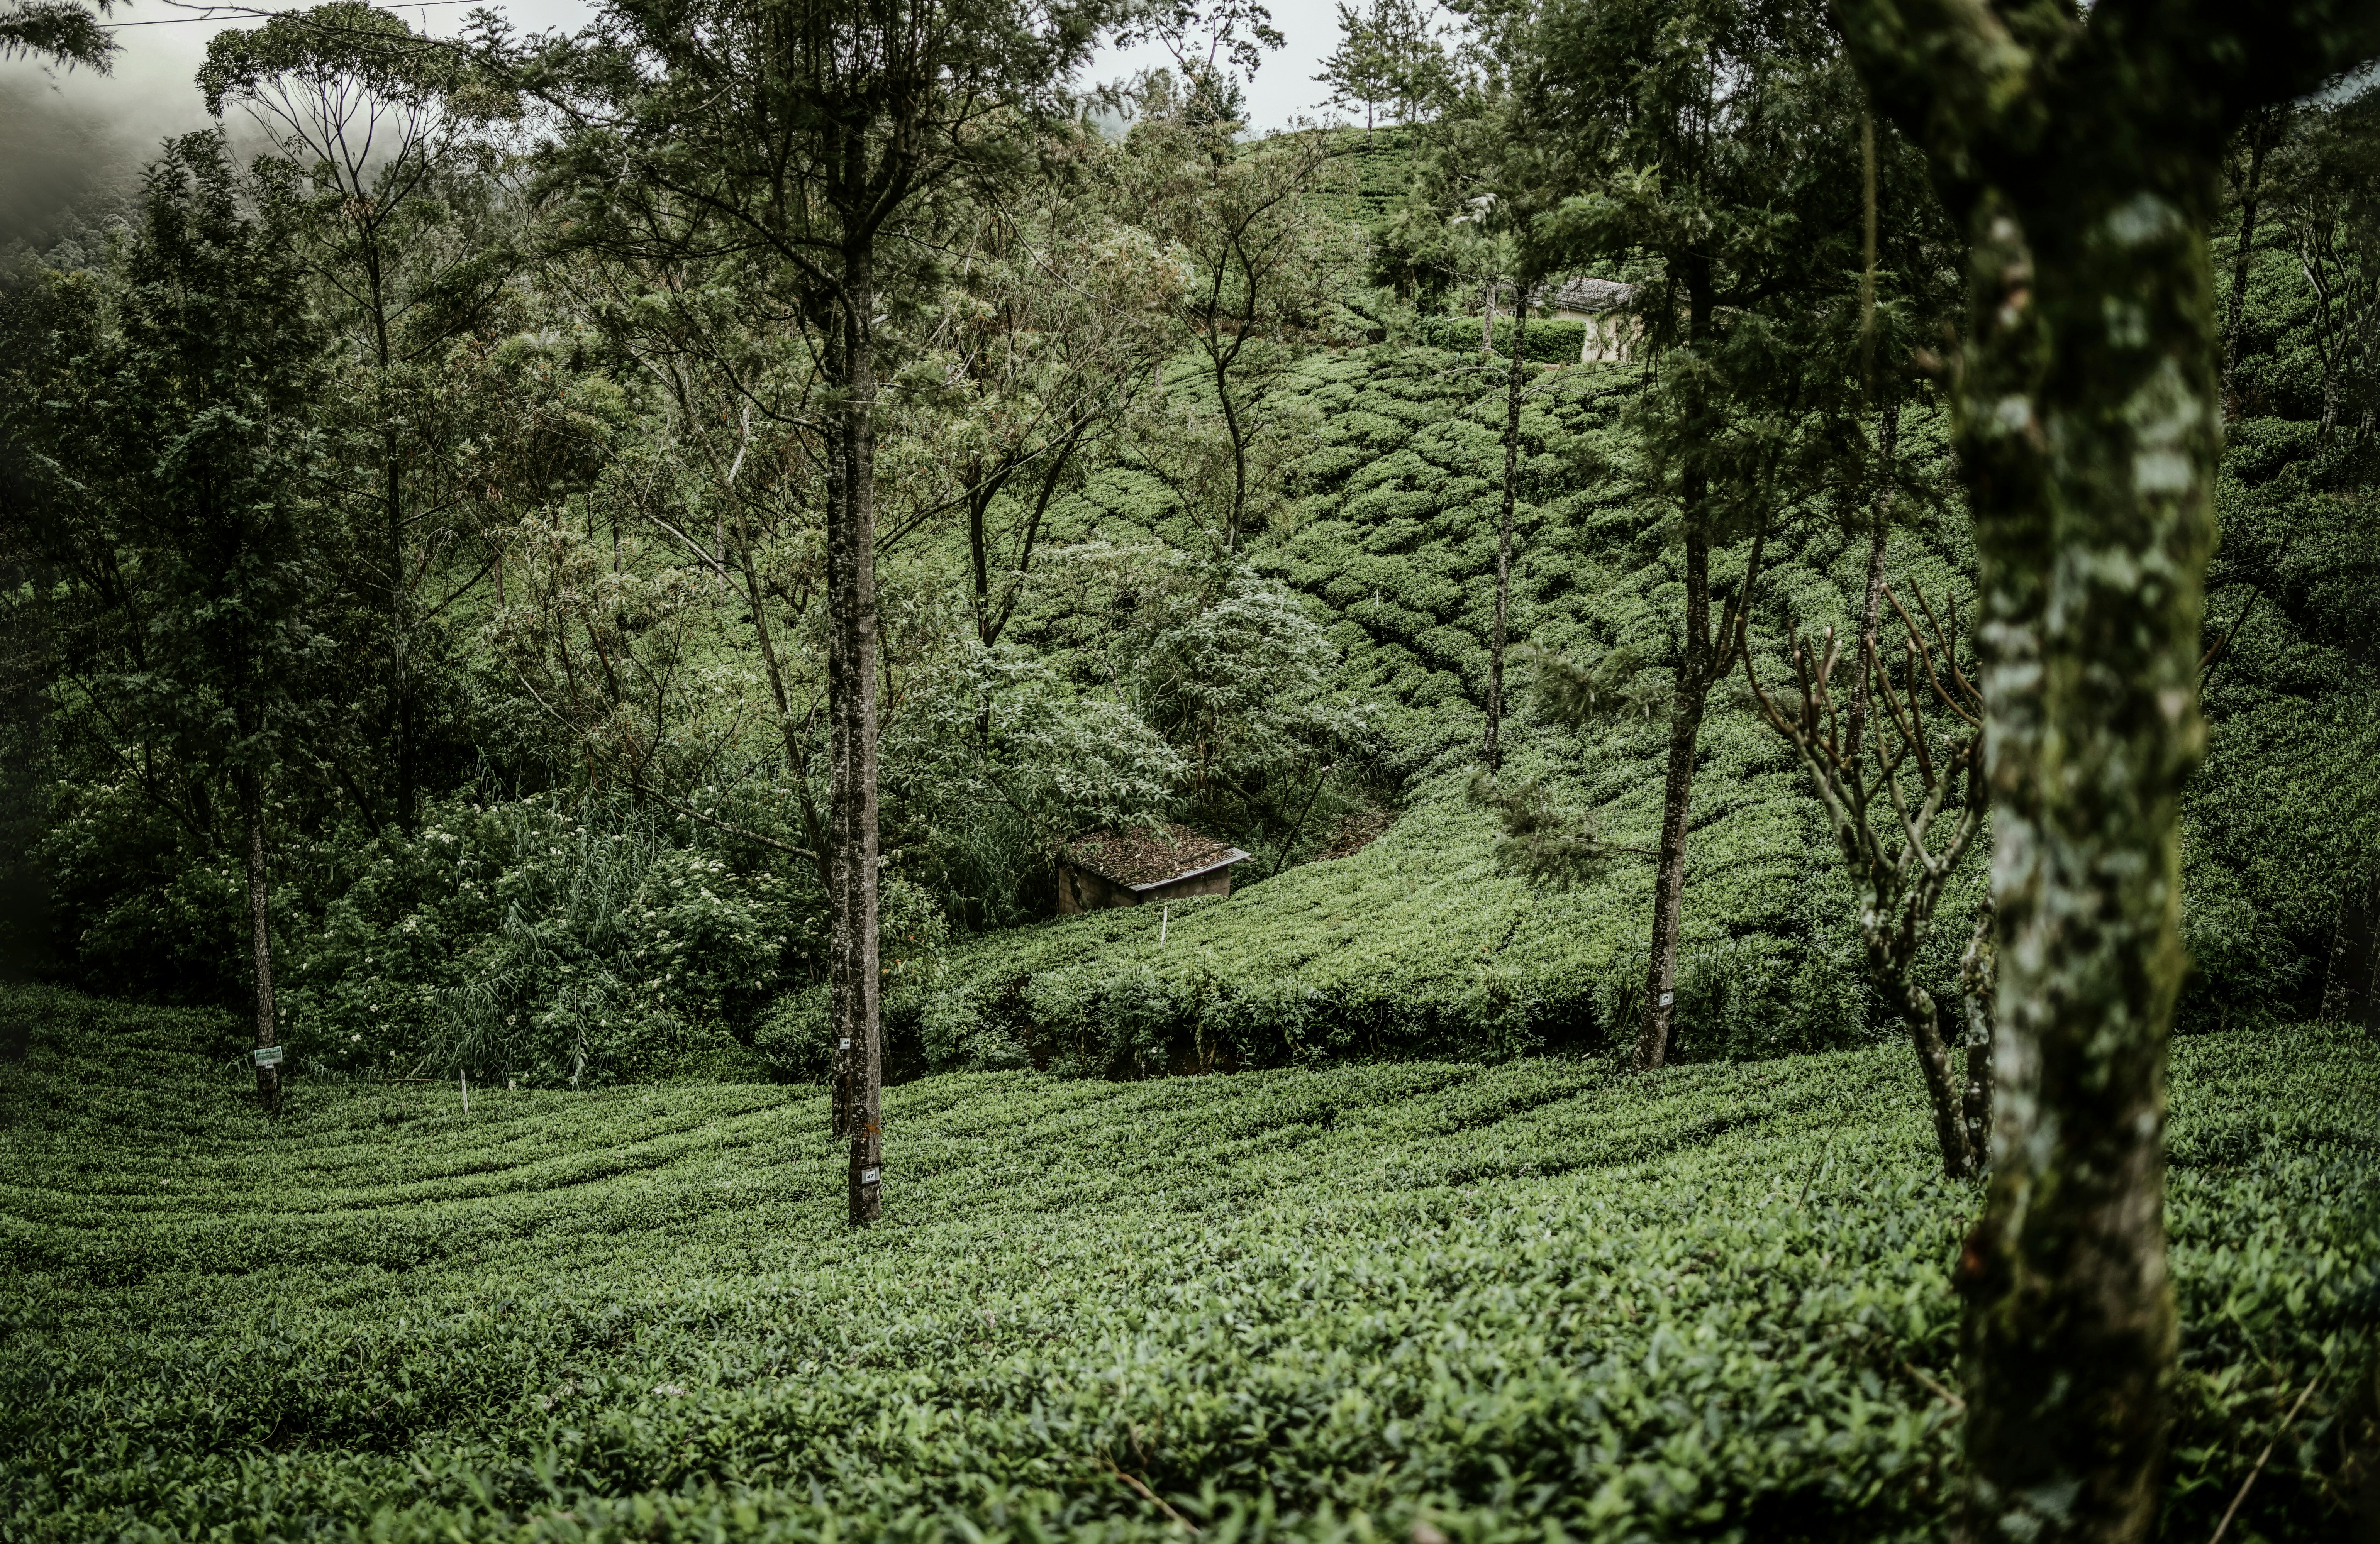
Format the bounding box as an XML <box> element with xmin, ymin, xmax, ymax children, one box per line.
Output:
<box><xmin>1634</xmin><ymin>531</ymin><xmax>1707</xmax><ymax>1073</ymax></box>
<box><xmin>242</xmin><ymin>762</ymin><xmax>279</xmax><ymax>1117</ymax></box>
<box><xmin>1635</xmin><ymin>269</ymin><xmax>1729</xmax><ymax>1074</ymax></box>
<box><xmin>1829</xmin><ymin>3</ymin><xmax>2380</xmax><ymax>1537</ymax></box>
<box><xmin>1951</xmin><ymin>184</ymin><xmax>2207</xmax><ymax>1542</ymax></box>
<box><xmin>827</xmin><ymin>251</ymin><xmax>883</xmax><ymax>1228</ymax></box>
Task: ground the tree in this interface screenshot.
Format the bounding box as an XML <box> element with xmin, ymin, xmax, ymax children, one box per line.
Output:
<box><xmin>1118</xmin><ymin>0</ymin><xmax>1282</xmax><ymax>124</ymax></box>
<box><xmin>1826</xmin><ymin>2</ymin><xmax>2380</xmax><ymax>1538</ymax></box>
<box><xmin>1114</xmin><ymin>1</ymin><xmax>1358</xmax><ymax>565</ymax></box>
<box><xmin>202</xmin><ymin>3</ymin><xmax>520</xmax><ymax>837</ymax></box>
<box><xmin>1369</xmin><ymin>23</ymin><xmax>1565</xmax><ymax>774</ymax></box>
<box><xmin>2</xmin><ymin>134</ymin><xmax>324</xmax><ymax>1109</ymax></box>
<box><xmin>1119</xmin><ymin>102</ymin><xmax>1353</xmax><ymax>560</ymax></box>
<box><xmin>2265</xmin><ymin>91</ymin><xmax>2380</xmax><ymax>444</ymax></box>
<box><xmin>1317</xmin><ymin>0</ymin><xmax>1448</xmax><ymax>142</ymax></box>
<box><xmin>1317</xmin><ymin>0</ymin><xmax>1393</xmax><ymax>137</ymax></box>
<box><xmin>2218</xmin><ymin>104</ymin><xmax>2288</xmax><ymax>420</ymax></box>
<box><xmin>547</xmin><ymin>0</ymin><xmax>1105</xmax><ymax>1224</ymax></box>
<box><xmin>1837</xmin><ymin>102</ymin><xmax>1964</xmax><ymax>766</ymax></box>
<box><xmin>1</xmin><ymin>0</ymin><xmax>115</xmax><ymax>71</ymax></box>
<box><xmin>1529</xmin><ymin>0</ymin><xmax>1868</xmax><ymax>1070</ymax></box>
<box><xmin>1744</xmin><ymin>589</ymin><xmax>1991</xmax><ymax>1176</ymax></box>
<box><xmin>923</xmin><ymin>137</ymin><xmax>1182</xmax><ymax>652</ymax></box>
<box><xmin>1482</xmin><ymin>277</ymin><xmax>1528</xmax><ymax>770</ymax></box>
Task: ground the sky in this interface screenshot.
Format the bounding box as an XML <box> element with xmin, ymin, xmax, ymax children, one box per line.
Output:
<box><xmin>0</xmin><ymin>0</ymin><xmax>1356</xmax><ymax>253</ymax></box>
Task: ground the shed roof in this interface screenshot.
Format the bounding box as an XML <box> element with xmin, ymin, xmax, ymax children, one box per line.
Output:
<box><xmin>1511</xmin><ymin>276</ymin><xmax>1640</xmax><ymax>313</ymax></box>
<box><xmin>1061</xmin><ymin>823</ymin><xmax>1251</xmax><ymax>890</ymax></box>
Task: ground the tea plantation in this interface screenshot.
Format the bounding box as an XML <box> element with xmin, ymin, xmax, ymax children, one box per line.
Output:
<box><xmin>3</xmin><ymin>987</ymin><xmax>2372</xmax><ymax>1542</ymax></box>
<box><xmin>851</xmin><ymin>345</ymin><xmax>1976</xmax><ymax>1080</ymax></box>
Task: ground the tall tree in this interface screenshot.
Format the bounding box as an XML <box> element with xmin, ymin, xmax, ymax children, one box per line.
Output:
<box><xmin>202</xmin><ymin>3</ymin><xmax>516</xmax><ymax>836</ymax></box>
<box><xmin>1317</xmin><ymin>0</ymin><xmax>1446</xmax><ymax>140</ymax></box>
<box><xmin>1827</xmin><ymin>2</ymin><xmax>2380</xmax><ymax>1539</ymax></box>
<box><xmin>2217</xmin><ymin>105</ymin><xmax>2286</xmax><ymax>420</ymax></box>
<box><xmin>924</xmin><ymin>137</ymin><xmax>1181</xmax><ymax>652</ymax></box>
<box><xmin>2266</xmin><ymin>92</ymin><xmax>2380</xmax><ymax>444</ymax></box>
<box><xmin>2</xmin><ymin>134</ymin><xmax>323</xmax><ymax>1108</ymax></box>
<box><xmin>1317</xmin><ymin>0</ymin><xmax>1392</xmax><ymax>137</ymax></box>
<box><xmin>1120</xmin><ymin>103</ymin><xmax>1351</xmax><ymax>560</ymax></box>
<box><xmin>1529</xmin><ymin>0</ymin><xmax>1865</xmax><ymax>1069</ymax></box>
<box><xmin>549</xmin><ymin>0</ymin><xmax>1104</xmax><ymax>1224</ymax></box>
<box><xmin>1482</xmin><ymin>280</ymin><xmax>1528</xmax><ymax>770</ymax></box>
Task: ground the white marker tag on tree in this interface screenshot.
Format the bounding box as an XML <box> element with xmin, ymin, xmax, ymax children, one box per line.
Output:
<box><xmin>839</xmin><ymin>1038</ymin><xmax>851</xmax><ymax>1051</ymax></box>
<box><xmin>861</xmin><ymin>1168</ymin><xmax>880</xmax><ymax>1185</ymax></box>
<box><xmin>252</xmin><ymin>1046</ymin><xmax>284</xmax><ymax>1068</ymax></box>
<box><xmin>1658</xmin><ymin>992</ymin><xmax>1675</xmax><ymax>1008</ymax></box>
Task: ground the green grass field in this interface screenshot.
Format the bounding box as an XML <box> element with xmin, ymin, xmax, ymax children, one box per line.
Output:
<box><xmin>2</xmin><ymin>987</ymin><xmax>2373</xmax><ymax>1542</ymax></box>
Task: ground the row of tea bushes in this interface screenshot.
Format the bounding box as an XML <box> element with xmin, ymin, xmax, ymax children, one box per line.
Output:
<box><xmin>951</xmin><ymin>345</ymin><xmax>1979</xmax><ymax>1078</ymax></box>
<box><xmin>1</xmin><ymin>987</ymin><xmax>2370</xmax><ymax>1542</ymax></box>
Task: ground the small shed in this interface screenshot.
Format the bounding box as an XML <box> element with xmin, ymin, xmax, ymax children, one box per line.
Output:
<box><xmin>1500</xmin><ymin>276</ymin><xmax>1643</xmax><ymax>363</ymax></box>
<box><xmin>1056</xmin><ymin>824</ymin><xmax>1251</xmax><ymax>915</ymax></box>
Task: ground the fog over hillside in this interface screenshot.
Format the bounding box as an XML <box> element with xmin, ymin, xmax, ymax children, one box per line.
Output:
<box><xmin>0</xmin><ymin>0</ymin><xmax>1355</xmax><ymax>270</ymax></box>
<box><xmin>1</xmin><ymin>16</ymin><xmax>253</xmax><ymax>268</ymax></box>
<box><xmin>0</xmin><ymin>79</ymin><xmax>185</xmax><ymax>265</ymax></box>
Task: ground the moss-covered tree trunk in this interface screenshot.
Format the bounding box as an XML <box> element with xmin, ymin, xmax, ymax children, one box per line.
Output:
<box><xmin>1633</xmin><ymin>524</ymin><xmax>1707</xmax><ymax>1072</ymax></box>
<box><xmin>1830</xmin><ymin>4</ymin><xmax>2380</xmax><ymax>1539</ymax></box>
<box><xmin>827</xmin><ymin>247</ymin><xmax>883</xmax><ymax>1228</ymax></box>
<box><xmin>1636</xmin><ymin>268</ymin><xmax>1746</xmax><ymax>1073</ymax></box>
<box><xmin>241</xmin><ymin>757</ymin><xmax>279</xmax><ymax>1117</ymax></box>
<box><xmin>1951</xmin><ymin>173</ymin><xmax>2204</xmax><ymax>1544</ymax></box>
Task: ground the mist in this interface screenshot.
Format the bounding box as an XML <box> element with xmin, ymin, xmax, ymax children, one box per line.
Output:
<box><xmin>0</xmin><ymin>21</ymin><xmax>227</xmax><ymax>267</ymax></box>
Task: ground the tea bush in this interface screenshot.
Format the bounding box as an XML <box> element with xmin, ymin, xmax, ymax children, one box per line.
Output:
<box><xmin>1</xmin><ymin>986</ymin><xmax>2369</xmax><ymax>1543</ymax></box>
<box><xmin>868</xmin><ymin>757</ymin><xmax>1898</xmax><ymax>1080</ymax></box>
<box><xmin>1409</xmin><ymin>317</ymin><xmax>1595</xmax><ymax>362</ymax></box>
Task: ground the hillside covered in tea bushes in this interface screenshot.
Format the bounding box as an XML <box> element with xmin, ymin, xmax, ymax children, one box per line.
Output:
<box><xmin>791</xmin><ymin>345</ymin><xmax>1983</xmax><ymax>1080</ymax></box>
<box><xmin>802</xmin><ymin>303</ymin><xmax>2378</xmax><ymax>1082</ymax></box>
<box><xmin>1</xmin><ymin>986</ymin><xmax>2370</xmax><ymax>1543</ymax></box>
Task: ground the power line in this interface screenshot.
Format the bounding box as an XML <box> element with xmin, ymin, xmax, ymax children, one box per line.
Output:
<box><xmin>104</xmin><ymin>0</ymin><xmax>482</xmax><ymax>26</ymax></box>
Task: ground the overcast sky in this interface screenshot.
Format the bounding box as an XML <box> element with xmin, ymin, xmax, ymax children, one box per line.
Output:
<box><xmin>0</xmin><ymin>0</ymin><xmax>1357</xmax><ymax>251</ymax></box>
<box><xmin>0</xmin><ymin>0</ymin><xmax>1355</xmax><ymax>141</ymax></box>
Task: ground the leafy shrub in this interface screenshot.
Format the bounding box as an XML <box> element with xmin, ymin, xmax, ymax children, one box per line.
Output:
<box><xmin>752</xmin><ymin>874</ymin><xmax>951</xmax><ymax>1080</ymax></box>
<box><xmin>274</xmin><ymin>795</ymin><xmax>813</xmax><ymax>1084</ymax></box>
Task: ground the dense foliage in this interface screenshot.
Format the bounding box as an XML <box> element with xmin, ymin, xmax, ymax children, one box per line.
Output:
<box><xmin>0</xmin><ymin>5</ymin><xmax>2375</xmax><ymax>1533</ymax></box>
<box><xmin>0</xmin><ymin>8</ymin><xmax>2372</xmax><ymax>1086</ymax></box>
<box><xmin>0</xmin><ymin>985</ymin><xmax>2370</xmax><ymax>1542</ymax></box>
